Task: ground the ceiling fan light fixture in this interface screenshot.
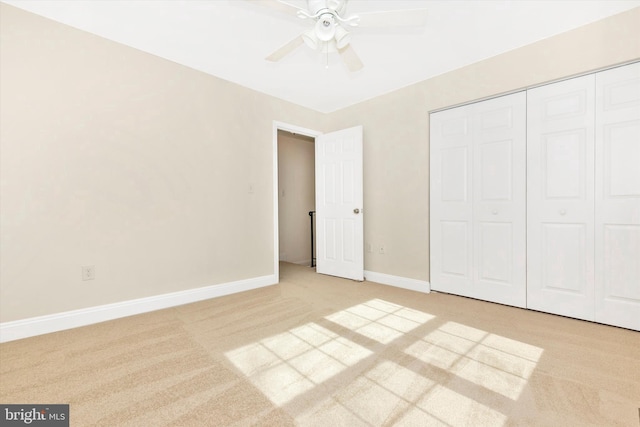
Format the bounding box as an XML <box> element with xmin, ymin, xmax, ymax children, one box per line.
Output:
<box><xmin>315</xmin><ymin>13</ymin><xmax>336</xmax><ymax>42</ymax></box>
<box><xmin>334</xmin><ymin>25</ymin><xmax>351</xmax><ymax>49</ymax></box>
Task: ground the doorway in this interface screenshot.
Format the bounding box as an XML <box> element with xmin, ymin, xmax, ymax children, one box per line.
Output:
<box><xmin>277</xmin><ymin>130</ymin><xmax>316</xmax><ymax>266</ymax></box>
<box><xmin>272</xmin><ymin>122</ymin><xmax>322</xmax><ymax>282</ymax></box>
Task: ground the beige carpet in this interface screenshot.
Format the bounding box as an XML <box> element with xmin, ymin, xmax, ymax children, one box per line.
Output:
<box><xmin>1</xmin><ymin>262</ymin><xmax>639</xmax><ymax>426</ymax></box>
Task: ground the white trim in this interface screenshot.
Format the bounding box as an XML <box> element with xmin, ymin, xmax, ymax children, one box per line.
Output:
<box><xmin>429</xmin><ymin>60</ymin><xmax>640</xmax><ymax>114</ymax></box>
<box><xmin>272</xmin><ymin>121</ymin><xmax>322</xmax><ymax>283</ymax></box>
<box><xmin>364</xmin><ymin>270</ymin><xmax>430</xmax><ymax>294</ymax></box>
<box><xmin>0</xmin><ymin>274</ymin><xmax>277</xmax><ymax>343</ymax></box>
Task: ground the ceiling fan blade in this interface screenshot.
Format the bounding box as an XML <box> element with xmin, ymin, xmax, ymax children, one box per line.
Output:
<box><xmin>243</xmin><ymin>0</ymin><xmax>304</xmax><ymax>17</ymax></box>
<box><xmin>338</xmin><ymin>44</ymin><xmax>363</xmax><ymax>72</ymax></box>
<box><xmin>266</xmin><ymin>35</ymin><xmax>304</xmax><ymax>62</ymax></box>
<box><xmin>355</xmin><ymin>8</ymin><xmax>428</xmax><ymax>28</ymax></box>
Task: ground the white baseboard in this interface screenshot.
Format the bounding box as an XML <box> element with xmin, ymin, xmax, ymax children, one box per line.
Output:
<box><xmin>364</xmin><ymin>271</ymin><xmax>430</xmax><ymax>294</ymax></box>
<box><xmin>0</xmin><ymin>274</ymin><xmax>277</xmax><ymax>343</ymax></box>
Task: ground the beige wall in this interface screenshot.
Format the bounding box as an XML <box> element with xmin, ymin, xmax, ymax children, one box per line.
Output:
<box><xmin>2</xmin><ymin>3</ymin><xmax>639</xmax><ymax>323</ymax></box>
<box><xmin>326</xmin><ymin>7</ymin><xmax>640</xmax><ymax>282</ymax></box>
<box><xmin>277</xmin><ymin>131</ymin><xmax>315</xmax><ymax>265</ymax></box>
<box><xmin>0</xmin><ymin>4</ymin><xmax>327</xmax><ymax>322</ymax></box>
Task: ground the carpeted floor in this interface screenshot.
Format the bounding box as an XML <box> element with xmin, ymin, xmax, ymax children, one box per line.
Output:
<box><xmin>1</xmin><ymin>262</ymin><xmax>639</xmax><ymax>426</ymax></box>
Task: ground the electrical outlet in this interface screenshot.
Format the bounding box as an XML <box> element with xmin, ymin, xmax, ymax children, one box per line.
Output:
<box><xmin>379</xmin><ymin>245</ymin><xmax>386</xmax><ymax>254</ymax></box>
<box><xmin>82</xmin><ymin>265</ymin><xmax>95</xmax><ymax>281</ymax></box>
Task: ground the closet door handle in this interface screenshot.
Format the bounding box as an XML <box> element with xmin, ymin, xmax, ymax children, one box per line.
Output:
<box><xmin>559</xmin><ymin>209</ymin><xmax>566</xmax><ymax>216</ymax></box>
<box><xmin>492</xmin><ymin>210</ymin><xmax>498</xmax><ymax>215</ymax></box>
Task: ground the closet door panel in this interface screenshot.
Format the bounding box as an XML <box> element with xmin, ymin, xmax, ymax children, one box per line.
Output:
<box><xmin>595</xmin><ymin>62</ymin><xmax>640</xmax><ymax>330</ymax></box>
<box><xmin>430</xmin><ymin>105</ymin><xmax>474</xmax><ymax>296</ymax></box>
<box><xmin>527</xmin><ymin>75</ymin><xmax>596</xmax><ymax>320</ymax></box>
<box><xmin>472</xmin><ymin>92</ymin><xmax>527</xmax><ymax>307</ymax></box>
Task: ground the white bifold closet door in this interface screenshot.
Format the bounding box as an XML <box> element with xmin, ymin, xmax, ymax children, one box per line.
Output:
<box><xmin>430</xmin><ymin>104</ymin><xmax>473</xmax><ymax>297</ymax></box>
<box><xmin>594</xmin><ymin>63</ymin><xmax>640</xmax><ymax>330</ymax></box>
<box><xmin>527</xmin><ymin>74</ymin><xmax>596</xmax><ymax>321</ymax></box>
<box><xmin>430</xmin><ymin>92</ymin><xmax>527</xmax><ymax>307</ymax></box>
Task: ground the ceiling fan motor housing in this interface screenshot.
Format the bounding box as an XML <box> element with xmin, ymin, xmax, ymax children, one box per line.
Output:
<box><xmin>316</xmin><ymin>14</ymin><xmax>336</xmax><ymax>41</ymax></box>
<box><xmin>303</xmin><ymin>0</ymin><xmax>352</xmax><ymax>50</ymax></box>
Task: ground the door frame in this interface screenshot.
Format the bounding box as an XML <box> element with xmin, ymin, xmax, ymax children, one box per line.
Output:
<box><xmin>273</xmin><ymin>121</ymin><xmax>322</xmax><ymax>282</ymax></box>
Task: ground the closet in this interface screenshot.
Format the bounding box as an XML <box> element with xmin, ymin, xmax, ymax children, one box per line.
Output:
<box><xmin>430</xmin><ymin>62</ymin><xmax>640</xmax><ymax>331</ymax></box>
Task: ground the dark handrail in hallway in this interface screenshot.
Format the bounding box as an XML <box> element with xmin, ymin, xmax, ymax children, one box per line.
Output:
<box><xmin>309</xmin><ymin>211</ymin><xmax>315</xmax><ymax>268</ymax></box>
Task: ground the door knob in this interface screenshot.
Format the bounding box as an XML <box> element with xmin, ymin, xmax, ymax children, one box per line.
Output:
<box><xmin>559</xmin><ymin>209</ymin><xmax>566</xmax><ymax>215</ymax></box>
<box><xmin>492</xmin><ymin>210</ymin><xmax>498</xmax><ymax>215</ymax></box>
<box><xmin>353</xmin><ymin>208</ymin><xmax>360</xmax><ymax>214</ymax></box>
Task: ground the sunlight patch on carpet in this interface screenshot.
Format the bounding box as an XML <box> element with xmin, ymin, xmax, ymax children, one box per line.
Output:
<box><xmin>224</xmin><ymin>299</ymin><xmax>542</xmax><ymax>424</ymax></box>
<box><xmin>224</xmin><ymin>299</ymin><xmax>434</xmax><ymax>407</ymax></box>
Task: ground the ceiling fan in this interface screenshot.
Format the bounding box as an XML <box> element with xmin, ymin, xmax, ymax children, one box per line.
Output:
<box><xmin>248</xmin><ymin>0</ymin><xmax>428</xmax><ymax>72</ymax></box>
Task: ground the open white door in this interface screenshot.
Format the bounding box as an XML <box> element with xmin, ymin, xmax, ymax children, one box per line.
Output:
<box><xmin>315</xmin><ymin>126</ymin><xmax>364</xmax><ymax>281</ymax></box>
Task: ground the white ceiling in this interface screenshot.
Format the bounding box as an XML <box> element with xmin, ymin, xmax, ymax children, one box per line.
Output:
<box><xmin>4</xmin><ymin>0</ymin><xmax>639</xmax><ymax>113</ymax></box>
